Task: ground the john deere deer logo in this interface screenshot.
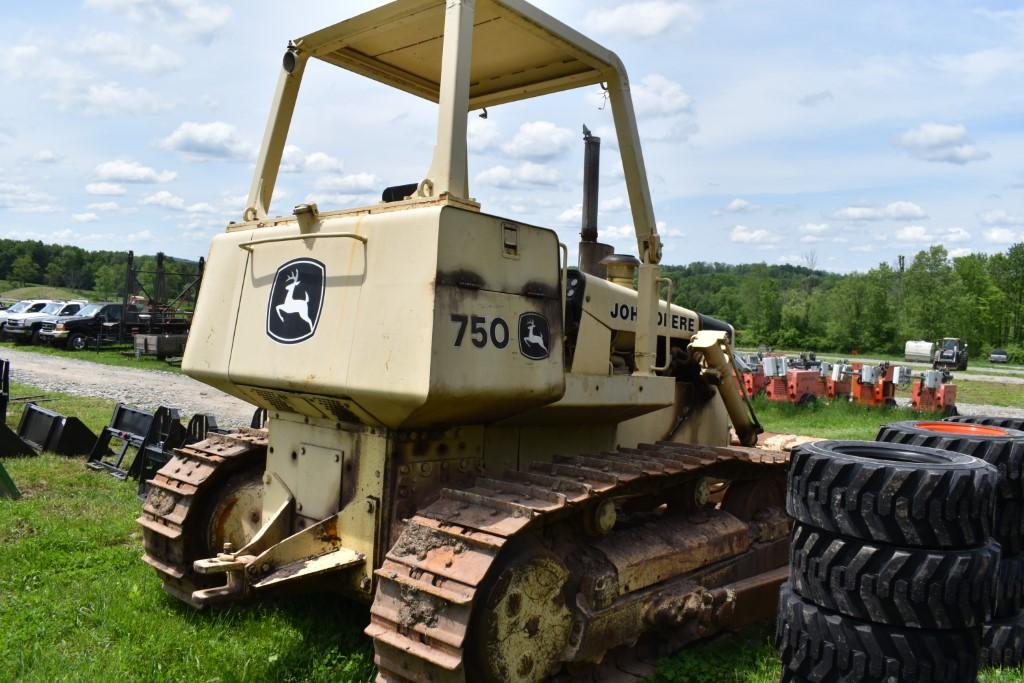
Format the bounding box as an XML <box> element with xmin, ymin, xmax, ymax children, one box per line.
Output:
<box><xmin>518</xmin><ymin>312</ymin><xmax>550</xmax><ymax>360</ymax></box>
<box><xmin>267</xmin><ymin>258</ymin><xmax>325</xmax><ymax>344</ymax></box>
<box><xmin>276</xmin><ymin>270</ymin><xmax>313</xmax><ymax>330</ymax></box>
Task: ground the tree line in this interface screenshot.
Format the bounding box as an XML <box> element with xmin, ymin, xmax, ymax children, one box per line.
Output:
<box><xmin>0</xmin><ymin>239</ymin><xmax>201</xmax><ymax>304</ymax></box>
<box><xmin>664</xmin><ymin>243</ymin><xmax>1024</xmax><ymax>362</ymax></box>
<box><xmin>2</xmin><ymin>238</ymin><xmax>1023</xmax><ymax>361</ymax></box>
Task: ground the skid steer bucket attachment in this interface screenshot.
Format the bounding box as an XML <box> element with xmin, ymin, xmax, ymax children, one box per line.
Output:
<box><xmin>0</xmin><ymin>461</ymin><xmax>19</xmax><ymax>500</ymax></box>
<box><xmin>16</xmin><ymin>403</ymin><xmax>98</xmax><ymax>456</ymax></box>
<box><xmin>86</xmin><ymin>404</ymin><xmax>158</xmax><ymax>479</ymax></box>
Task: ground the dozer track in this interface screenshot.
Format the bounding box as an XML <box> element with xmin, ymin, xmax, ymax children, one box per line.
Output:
<box><xmin>368</xmin><ymin>442</ymin><xmax>790</xmax><ymax>683</ymax></box>
<box><xmin>137</xmin><ymin>430</ymin><xmax>268</xmax><ymax>606</ymax></box>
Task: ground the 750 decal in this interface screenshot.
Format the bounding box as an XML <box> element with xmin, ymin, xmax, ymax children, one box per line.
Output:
<box><xmin>450</xmin><ymin>314</ymin><xmax>510</xmax><ymax>349</ymax></box>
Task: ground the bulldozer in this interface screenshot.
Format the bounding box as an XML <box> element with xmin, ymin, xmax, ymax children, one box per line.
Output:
<box><xmin>138</xmin><ymin>1</ymin><xmax>791</xmax><ymax>680</ymax></box>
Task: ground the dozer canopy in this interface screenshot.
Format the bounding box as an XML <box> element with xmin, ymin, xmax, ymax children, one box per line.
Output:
<box><xmin>245</xmin><ymin>0</ymin><xmax>662</xmax><ymax>265</ymax></box>
<box><xmin>297</xmin><ymin>0</ymin><xmax>617</xmax><ymax>109</ymax></box>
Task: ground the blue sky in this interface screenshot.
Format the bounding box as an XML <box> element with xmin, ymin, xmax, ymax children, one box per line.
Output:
<box><xmin>1</xmin><ymin>0</ymin><xmax>1023</xmax><ymax>272</ymax></box>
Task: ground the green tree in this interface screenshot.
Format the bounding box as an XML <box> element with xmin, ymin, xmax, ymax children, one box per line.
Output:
<box><xmin>94</xmin><ymin>264</ymin><xmax>125</xmax><ymax>298</ymax></box>
<box><xmin>10</xmin><ymin>254</ymin><xmax>40</xmax><ymax>285</ymax></box>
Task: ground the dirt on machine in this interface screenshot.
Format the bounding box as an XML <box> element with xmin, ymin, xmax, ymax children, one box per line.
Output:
<box><xmin>138</xmin><ymin>2</ymin><xmax>791</xmax><ymax>680</ymax></box>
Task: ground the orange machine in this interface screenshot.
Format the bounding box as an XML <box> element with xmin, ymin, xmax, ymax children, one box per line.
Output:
<box><xmin>911</xmin><ymin>370</ymin><xmax>957</xmax><ymax>415</ymax></box>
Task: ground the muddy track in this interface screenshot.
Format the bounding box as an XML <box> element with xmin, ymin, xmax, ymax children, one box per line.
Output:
<box><xmin>1</xmin><ymin>347</ymin><xmax>256</xmax><ymax>426</ymax></box>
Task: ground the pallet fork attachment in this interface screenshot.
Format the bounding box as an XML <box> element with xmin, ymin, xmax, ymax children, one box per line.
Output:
<box><xmin>87</xmin><ymin>404</ymin><xmax>166</xmax><ymax>480</ymax></box>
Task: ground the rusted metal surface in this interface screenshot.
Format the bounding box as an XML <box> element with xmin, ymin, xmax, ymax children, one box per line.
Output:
<box><xmin>137</xmin><ymin>431</ymin><xmax>267</xmax><ymax>606</ymax></box>
<box><xmin>366</xmin><ymin>441</ymin><xmax>790</xmax><ymax>682</ymax></box>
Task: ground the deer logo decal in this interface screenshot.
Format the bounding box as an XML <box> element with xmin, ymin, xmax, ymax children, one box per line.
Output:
<box><xmin>266</xmin><ymin>258</ymin><xmax>326</xmax><ymax>344</ymax></box>
<box><xmin>518</xmin><ymin>312</ymin><xmax>551</xmax><ymax>361</ymax></box>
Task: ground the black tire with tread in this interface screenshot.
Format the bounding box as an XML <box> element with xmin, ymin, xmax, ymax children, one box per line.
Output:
<box><xmin>877</xmin><ymin>419</ymin><xmax>1024</xmax><ymax>498</ymax></box>
<box><xmin>995</xmin><ymin>497</ymin><xmax>1024</xmax><ymax>555</ymax></box>
<box><xmin>789</xmin><ymin>522</ymin><xmax>999</xmax><ymax>629</ymax></box>
<box><xmin>776</xmin><ymin>583</ymin><xmax>979</xmax><ymax>683</ymax></box>
<box><xmin>787</xmin><ymin>440</ymin><xmax>997</xmax><ymax>549</ymax></box>
<box><xmin>994</xmin><ymin>553</ymin><xmax>1024</xmax><ymax>619</ymax></box>
<box><xmin>982</xmin><ymin>612</ymin><xmax>1024</xmax><ymax>669</ymax></box>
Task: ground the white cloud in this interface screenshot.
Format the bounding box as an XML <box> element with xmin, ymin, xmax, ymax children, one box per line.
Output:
<box><xmin>558</xmin><ymin>204</ymin><xmax>582</xmax><ymax>223</ymax></box>
<box><xmin>585</xmin><ymin>1</ymin><xmax>701</xmax><ymax>38</ymax></box>
<box><xmin>980</xmin><ymin>209</ymin><xmax>1024</xmax><ymax>226</ymax></box>
<box><xmin>477</xmin><ymin>162</ymin><xmax>561</xmax><ymax>189</ymax></box>
<box><xmin>945</xmin><ymin>227</ymin><xmax>971</xmax><ymax>242</ymax></box>
<box><xmin>800</xmin><ymin>235</ymin><xmax>824</xmax><ymax>243</ymax></box>
<box><xmin>0</xmin><ymin>182</ymin><xmax>56</xmax><ymax>210</ymax></box>
<box><xmin>126</xmin><ymin>228</ymin><xmax>154</xmax><ymax>241</ymax></box>
<box><xmin>70</xmin><ymin>32</ymin><xmax>183</xmax><ymax>74</ymax></box>
<box><xmin>897</xmin><ymin>123</ymin><xmax>991</xmax><ymax>165</ymax></box>
<box><xmin>502</xmin><ymin>121</ymin><xmax>574</xmax><ymax>160</ymax></box>
<box><xmin>985</xmin><ymin>228</ymin><xmax>1022</xmax><ymax>243</ymax></box>
<box><xmin>96</xmin><ymin>160</ymin><xmax>176</xmax><ymax>183</ymax></box>
<box><xmin>72</xmin><ymin>212</ymin><xmax>99</xmax><ymax>223</ymax></box>
<box><xmin>724</xmin><ymin>198</ymin><xmax>754</xmax><ymax>213</ymax></box>
<box><xmin>833</xmin><ymin>201</ymin><xmax>927</xmax><ymax>221</ymax></box>
<box><xmin>468</xmin><ymin>118</ymin><xmax>500</xmax><ymax>153</ymax></box>
<box><xmin>280</xmin><ymin>145</ymin><xmax>344</xmax><ymax>173</ymax></box>
<box><xmin>47</xmin><ymin>81</ymin><xmax>171</xmax><ymax>115</ymax></box>
<box><xmin>87</xmin><ymin>202</ymin><xmax>120</xmax><ymax>211</ymax></box>
<box><xmin>1</xmin><ymin>45</ymin><xmax>89</xmax><ymax>85</ymax></box>
<box><xmin>83</xmin><ymin>0</ymin><xmax>232</xmax><ymax>42</ymax></box>
<box><xmin>86</xmin><ymin>182</ymin><xmax>127</xmax><ymax>195</ymax></box>
<box><xmin>729</xmin><ymin>225</ymin><xmax>780</xmax><ymax>244</ymax></box>
<box><xmin>32</xmin><ymin>150</ymin><xmax>58</xmax><ymax>163</ymax></box>
<box><xmin>160</xmin><ymin>121</ymin><xmax>251</xmax><ymax>160</ymax></box>
<box><xmin>895</xmin><ymin>225</ymin><xmax>932</xmax><ymax>242</ymax></box>
<box><xmin>937</xmin><ymin>48</ymin><xmax>1024</xmax><ymax>87</ymax></box>
<box><xmin>632</xmin><ymin>75</ymin><xmax>692</xmax><ymax>116</ymax></box>
<box><xmin>314</xmin><ymin>173</ymin><xmax>381</xmax><ymax>193</ymax></box>
<box><xmin>142</xmin><ymin>190</ymin><xmax>186</xmax><ymax>209</ymax></box>
<box><xmin>949</xmin><ymin>248</ymin><xmax>972</xmax><ymax>257</ymax></box>
<box><xmin>601</xmin><ymin>197</ymin><xmax>626</xmax><ymax>211</ymax></box>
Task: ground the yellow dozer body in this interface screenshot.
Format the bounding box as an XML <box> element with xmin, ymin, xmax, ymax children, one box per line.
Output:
<box><xmin>138</xmin><ymin>2</ymin><xmax>788</xmax><ymax>681</ymax></box>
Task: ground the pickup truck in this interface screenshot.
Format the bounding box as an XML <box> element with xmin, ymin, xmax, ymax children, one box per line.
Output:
<box><xmin>0</xmin><ymin>299</ymin><xmax>60</xmax><ymax>334</ymax></box>
<box><xmin>39</xmin><ymin>302</ymin><xmax>188</xmax><ymax>350</ymax></box>
<box><xmin>4</xmin><ymin>301</ymin><xmax>86</xmax><ymax>343</ymax></box>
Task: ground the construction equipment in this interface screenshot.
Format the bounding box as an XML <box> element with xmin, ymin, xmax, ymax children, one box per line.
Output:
<box><xmin>849</xmin><ymin>362</ymin><xmax>903</xmax><ymax>408</ymax></box>
<box><xmin>139</xmin><ymin>3</ymin><xmax>792</xmax><ymax>680</ymax></box>
<box><xmin>0</xmin><ymin>461</ymin><xmax>19</xmax><ymax>499</ymax></box>
<box><xmin>934</xmin><ymin>337</ymin><xmax>969</xmax><ymax>371</ymax></box>
<box><xmin>910</xmin><ymin>370</ymin><xmax>957</xmax><ymax>415</ymax></box>
<box><xmin>14</xmin><ymin>403</ymin><xmax>97</xmax><ymax>456</ymax></box>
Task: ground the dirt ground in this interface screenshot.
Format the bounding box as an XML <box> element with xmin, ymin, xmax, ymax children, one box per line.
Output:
<box><xmin>2</xmin><ymin>347</ymin><xmax>256</xmax><ymax>426</ymax></box>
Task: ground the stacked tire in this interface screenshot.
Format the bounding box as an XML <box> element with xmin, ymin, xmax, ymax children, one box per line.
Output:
<box><xmin>878</xmin><ymin>419</ymin><xmax>1024</xmax><ymax>667</ymax></box>
<box><xmin>777</xmin><ymin>440</ymin><xmax>999</xmax><ymax>682</ymax></box>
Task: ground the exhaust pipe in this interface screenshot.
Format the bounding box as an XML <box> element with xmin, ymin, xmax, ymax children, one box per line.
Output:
<box><xmin>578</xmin><ymin>125</ymin><xmax>614</xmax><ymax>277</ymax></box>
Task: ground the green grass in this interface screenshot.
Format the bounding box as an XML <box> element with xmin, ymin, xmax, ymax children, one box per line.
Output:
<box><xmin>0</xmin><ymin>340</ymin><xmax>181</xmax><ymax>373</ymax></box>
<box><xmin>5</xmin><ymin>380</ymin><xmax>117</xmax><ymax>431</ymax></box>
<box><xmin>751</xmin><ymin>396</ymin><xmax>936</xmax><ymax>440</ymax></box>
<box><xmin>0</xmin><ymin>281</ymin><xmax>98</xmax><ymax>303</ymax></box>
<box><xmin>956</xmin><ymin>378</ymin><xmax>1024</xmax><ymax>409</ymax></box>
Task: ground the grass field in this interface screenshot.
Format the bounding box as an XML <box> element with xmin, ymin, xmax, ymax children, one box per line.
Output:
<box><xmin>957</xmin><ymin>378</ymin><xmax>1024</xmax><ymax>409</ymax></box>
<box><xmin>750</xmin><ymin>396</ymin><xmax>936</xmax><ymax>440</ymax></box>
<box><xmin>2</xmin><ymin>383</ymin><xmax>1024</xmax><ymax>682</ymax></box>
<box><xmin>0</xmin><ymin>340</ymin><xmax>181</xmax><ymax>373</ymax></box>
<box><xmin>0</xmin><ymin>281</ymin><xmax>98</xmax><ymax>303</ymax></box>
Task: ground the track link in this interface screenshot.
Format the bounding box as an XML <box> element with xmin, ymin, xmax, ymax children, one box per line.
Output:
<box><xmin>137</xmin><ymin>430</ymin><xmax>267</xmax><ymax>606</ymax></box>
<box><xmin>366</xmin><ymin>442</ymin><xmax>789</xmax><ymax>683</ymax></box>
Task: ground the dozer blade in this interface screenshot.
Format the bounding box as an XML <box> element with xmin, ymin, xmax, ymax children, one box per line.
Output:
<box><xmin>0</xmin><ymin>461</ymin><xmax>21</xmax><ymax>500</ymax></box>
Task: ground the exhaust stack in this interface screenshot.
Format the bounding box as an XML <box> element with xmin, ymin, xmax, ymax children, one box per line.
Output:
<box><xmin>578</xmin><ymin>125</ymin><xmax>614</xmax><ymax>277</ymax></box>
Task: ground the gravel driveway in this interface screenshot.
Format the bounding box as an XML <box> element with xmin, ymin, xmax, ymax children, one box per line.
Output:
<box><xmin>3</xmin><ymin>346</ymin><xmax>1022</xmax><ymax>428</ymax></box>
<box><xmin>2</xmin><ymin>347</ymin><xmax>256</xmax><ymax>427</ymax></box>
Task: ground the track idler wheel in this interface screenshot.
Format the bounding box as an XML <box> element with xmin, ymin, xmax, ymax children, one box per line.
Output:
<box><xmin>475</xmin><ymin>549</ymin><xmax>574</xmax><ymax>682</ymax></box>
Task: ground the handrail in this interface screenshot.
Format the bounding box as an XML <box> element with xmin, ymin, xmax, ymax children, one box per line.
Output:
<box><xmin>239</xmin><ymin>232</ymin><xmax>367</xmax><ymax>252</ymax></box>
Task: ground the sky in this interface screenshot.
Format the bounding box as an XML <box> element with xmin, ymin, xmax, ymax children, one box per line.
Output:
<box><xmin>1</xmin><ymin>0</ymin><xmax>1023</xmax><ymax>273</ymax></box>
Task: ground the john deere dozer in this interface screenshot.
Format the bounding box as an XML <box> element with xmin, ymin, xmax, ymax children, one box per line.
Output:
<box><xmin>139</xmin><ymin>2</ymin><xmax>790</xmax><ymax>680</ymax></box>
